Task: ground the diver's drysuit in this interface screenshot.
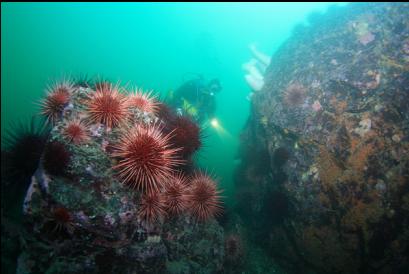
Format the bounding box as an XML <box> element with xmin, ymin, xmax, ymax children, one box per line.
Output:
<box><xmin>171</xmin><ymin>77</ymin><xmax>220</xmax><ymax>123</ymax></box>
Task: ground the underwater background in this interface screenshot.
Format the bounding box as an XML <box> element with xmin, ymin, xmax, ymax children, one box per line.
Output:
<box><xmin>2</xmin><ymin>2</ymin><xmax>409</xmax><ymax>274</ymax></box>
<box><xmin>1</xmin><ymin>2</ymin><xmax>341</xmax><ymax>205</ymax></box>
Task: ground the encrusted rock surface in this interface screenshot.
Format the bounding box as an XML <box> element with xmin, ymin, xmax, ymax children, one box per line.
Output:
<box><xmin>236</xmin><ymin>3</ymin><xmax>409</xmax><ymax>274</ymax></box>
<box><xmin>17</xmin><ymin>86</ymin><xmax>224</xmax><ymax>274</ymax></box>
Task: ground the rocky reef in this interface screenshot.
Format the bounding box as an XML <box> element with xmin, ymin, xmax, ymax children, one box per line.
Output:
<box><xmin>2</xmin><ymin>81</ymin><xmax>224</xmax><ymax>274</ymax></box>
<box><xmin>236</xmin><ymin>3</ymin><xmax>409</xmax><ymax>274</ymax></box>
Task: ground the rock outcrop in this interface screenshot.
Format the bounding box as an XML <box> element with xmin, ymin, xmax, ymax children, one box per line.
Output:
<box><xmin>236</xmin><ymin>3</ymin><xmax>409</xmax><ymax>273</ymax></box>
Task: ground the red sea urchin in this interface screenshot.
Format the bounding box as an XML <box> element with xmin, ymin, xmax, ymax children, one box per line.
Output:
<box><xmin>156</xmin><ymin>102</ymin><xmax>177</xmax><ymax>124</ymax></box>
<box><xmin>283</xmin><ymin>82</ymin><xmax>307</xmax><ymax>107</ymax></box>
<box><xmin>63</xmin><ymin>120</ymin><xmax>89</xmax><ymax>144</ymax></box>
<box><xmin>42</xmin><ymin>141</ymin><xmax>71</xmax><ymax>177</ymax></box>
<box><xmin>87</xmin><ymin>84</ymin><xmax>128</xmax><ymax>128</ymax></box>
<box><xmin>126</xmin><ymin>89</ymin><xmax>159</xmax><ymax>114</ymax></box>
<box><xmin>113</xmin><ymin>125</ymin><xmax>183</xmax><ymax>193</ymax></box>
<box><xmin>2</xmin><ymin>117</ymin><xmax>50</xmax><ymax>183</ymax></box>
<box><xmin>188</xmin><ymin>172</ymin><xmax>223</xmax><ymax>222</ymax></box>
<box><xmin>49</xmin><ymin>206</ymin><xmax>75</xmax><ymax>234</ymax></box>
<box><xmin>138</xmin><ymin>192</ymin><xmax>166</xmax><ymax>225</ymax></box>
<box><xmin>225</xmin><ymin>234</ymin><xmax>244</xmax><ymax>262</ymax></box>
<box><xmin>170</xmin><ymin>115</ymin><xmax>202</xmax><ymax>159</ymax></box>
<box><xmin>40</xmin><ymin>81</ymin><xmax>73</xmax><ymax>124</ymax></box>
<box><xmin>164</xmin><ymin>173</ymin><xmax>189</xmax><ymax>216</ymax></box>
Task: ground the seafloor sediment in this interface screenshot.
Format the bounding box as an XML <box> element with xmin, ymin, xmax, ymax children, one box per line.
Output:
<box><xmin>235</xmin><ymin>2</ymin><xmax>409</xmax><ymax>274</ymax></box>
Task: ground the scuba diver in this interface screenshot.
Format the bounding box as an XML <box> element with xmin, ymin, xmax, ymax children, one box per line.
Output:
<box><xmin>169</xmin><ymin>75</ymin><xmax>222</xmax><ymax>124</ymax></box>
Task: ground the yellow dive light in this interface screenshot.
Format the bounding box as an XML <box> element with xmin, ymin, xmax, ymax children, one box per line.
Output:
<box><xmin>210</xmin><ymin>118</ymin><xmax>219</xmax><ymax>128</ymax></box>
<box><xmin>208</xmin><ymin>117</ymin><xmax>232</xmax><ymax>139</ymax></box>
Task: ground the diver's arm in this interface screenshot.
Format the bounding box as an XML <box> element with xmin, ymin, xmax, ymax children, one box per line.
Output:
<box><xmin>182</xmin><ymin>81</ymin><xmax>203</xmax><ymax>103</ymax></box>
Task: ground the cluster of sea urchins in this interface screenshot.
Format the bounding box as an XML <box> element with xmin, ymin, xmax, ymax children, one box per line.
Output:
<box><xmin>39</xmin><ymin>79</ymin><xmax>223</xmax><ymax>226</ymax></box>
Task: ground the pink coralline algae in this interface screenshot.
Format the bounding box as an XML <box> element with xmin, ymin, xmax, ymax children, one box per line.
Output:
<box><xmin>359</xmin><ymin>32</ymin><xmax>375</xmax><ymax>45</ymax></box>
<box><xmin>312</xmin><ymin>100</ymin><xmax>322</xmax><ymax>112</ymax></box>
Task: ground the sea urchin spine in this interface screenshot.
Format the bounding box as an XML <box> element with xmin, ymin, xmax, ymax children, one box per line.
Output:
<box><xmin>42</xmin><ymin>141</ymin><xmax>71</xmax><ymax>177</ymax></box>
<box><xmin>138</xmin><ymin>192</ymin><xmax>166</xmax><ymax>226</ymax></box>
<box><xmin>113</xmin><ymin>125</ymin><xmax>183</xmax><ymax>194</ymax></box>
<box><xmin>164</xmin><ymin>172</ymin><xmax>189</xmax><ymax>216</ymax></box>
<box><xmin>86</xmin><ymin>83</ymin><xmax>128</xmax><ymax>128</ymax></box>
<box><xmin>170</xmin><ymin>115</ymin><xmax>202</xmax><ymax>159</ymax></box>
<box><xmin>283</xmin><ymin>82</ymin><xmax>307</xmax><ymax>107</ymax></box>
<box><xmin>47</xmin><ymin>206</ymin><xmax>75</xmax><ymax>234</ymax></box>
<box><xmin>63</xmin><ymin>120</ymin><xmax>89</xmax><ymax>144</ymax></box>
<box><xmin>126</xmin><ymin>88</ymin><xmax>159</xmax><ymax>114</ymax></box>
<box><xmin>188</xmin><ymin>172</ymin><xmax>223</xmax><ymax>222</ymax></box>
<box><xmin>40</xmin><ymin>81</ymin><xmax>73</xmax><ymax>124</ymax></box>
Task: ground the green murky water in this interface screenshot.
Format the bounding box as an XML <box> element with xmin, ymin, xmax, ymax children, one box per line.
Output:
<box><xmin>4</xmin><ymin>4</ymin><xmax>374</xmax><ymax>274</ymax></box>
<box><xmin>1</xmin><ymin>2</ymin><xmax>341</xmax><ymax>206</ymax></box>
